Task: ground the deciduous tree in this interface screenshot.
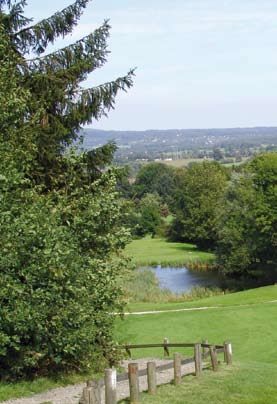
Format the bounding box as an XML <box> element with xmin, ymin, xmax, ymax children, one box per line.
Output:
<box><xmin>168</xmin><ymin>161</ymin><xmax>229</xmax><ymax>249</ymax></box>
<box><xmin>217</xmin><ymin>153</ymin><xmax>277</xmax><ymax>279</ymax></box>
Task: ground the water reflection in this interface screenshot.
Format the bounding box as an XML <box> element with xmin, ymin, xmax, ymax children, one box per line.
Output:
<box><xmin>149</xmin><ymin>265</ymin><xmax>220</xmax><ymax>293</ymax></box>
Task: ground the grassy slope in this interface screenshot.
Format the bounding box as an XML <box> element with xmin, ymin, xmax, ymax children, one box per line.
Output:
<box><xmin>126</xmin><ymin>284</ymin><xmax>277</xmax><ymax>312</ymax></box>
<box><xmin>122</xmin><ymin>363</ymin><xmax>277</xmax><ymax>404</ymax></box>
<box><xmin>117</xmin><ymin>301</ymin><xmax>277</xmax><ymax>364</ymax></box>
<box><xmin>118</xmin><ymin>285</ymin><xmax>277</xmax><ymax>403</ymax></box>
<box><xmin>125</xmin><ymin>236</ymin><xmax>215</xmax><ymax>266</ymax></box>
<box><xmin>1</xmin><ymin>287</ymin><xmax>276</xmax><ymax>402</ymax></box>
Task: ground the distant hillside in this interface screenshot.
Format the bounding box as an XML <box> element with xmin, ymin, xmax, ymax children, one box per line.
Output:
<box><xmin>80</xmin><ymin>127</ymin><xmax>277</xmax><ymax>161</ymax></box>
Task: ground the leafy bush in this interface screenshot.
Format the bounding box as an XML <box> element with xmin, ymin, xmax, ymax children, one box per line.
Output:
<box><xmin>0</xmin><ymin>166</ymin><xmax>129</xmax><ymax>379</ymax></box>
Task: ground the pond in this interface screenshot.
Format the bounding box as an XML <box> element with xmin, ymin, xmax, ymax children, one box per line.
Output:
<box><xmin>150</xmin><ymin>265</ymin><xmax>221</xmax><ymax>293</ymax></box>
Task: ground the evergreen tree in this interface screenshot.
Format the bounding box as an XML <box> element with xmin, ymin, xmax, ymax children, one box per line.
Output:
<box><xmin>0</xmin><ymin>1</ymin><xmax>134</xmax><ymax>378</ymax></box>
<box><xmin>0</xmin><ymin>0</ymin><xmax>134</xmax><ymax>186</ymax></box>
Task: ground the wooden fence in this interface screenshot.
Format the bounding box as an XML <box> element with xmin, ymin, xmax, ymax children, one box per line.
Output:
<box><xmin>80</xmin><ymin>339</ymin><xmax>232</xmax><ymax>404</ymax></box>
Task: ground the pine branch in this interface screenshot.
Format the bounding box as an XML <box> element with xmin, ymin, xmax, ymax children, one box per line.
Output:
<box><xmin>14</xmin><ymin>0</ymin><xmax>91</xmax><ymax>54</ymax></box>
<box><xmin>1</xmin><ymin>0</ymin><xmax>32</xmax><ymax>32</ymax></box>
<box><xmin>28</xmin><ymin>21</ymin><xmax>110</xmax><ymax>79</ymax></box>
<box><xmin>0</xmin><ymin>0</ymin><xmax>12</xmax><ymax>10</ymax></box>
<box><xmin>61</xmin><ymin>69</ymin><xmax>135</xmax><ymax>129</ymax></box>
<box><xmin>86</xmin><ymin>141</ymin><xmax>118</xmax><ymax>180</ymax></box>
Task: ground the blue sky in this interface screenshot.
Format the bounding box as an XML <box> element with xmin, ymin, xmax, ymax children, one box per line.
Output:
<box><xmin>24</xmin><ymin>0</ymin><xmax>277</xmax><ymax>130</ymax></box>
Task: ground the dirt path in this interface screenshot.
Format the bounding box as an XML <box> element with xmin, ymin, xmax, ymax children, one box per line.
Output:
<box><xmin>0</xmin><ymin>358</ymin><xmax>196</xmax><ymax>404</ymax></box>
<box><xmin>125</xmin><ymin>299</ymin><xmax>277</xmax><ymax>315</ymax></box>
<box><xmin>125</xmin><ymin>306</ymin><xmax>220</xmax><ymax>315</ymax></box>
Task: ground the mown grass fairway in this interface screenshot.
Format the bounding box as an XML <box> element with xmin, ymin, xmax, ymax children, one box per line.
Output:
<box><xmin>125</xmin><ymin>236</ymin><xmax>215</xmax><ymax>266</ymax></box>
<box><xmin>117</xmin><ymin>285</ymin><xmax>277</xmax><ymax>403</ymax></box>
<box><xmin>117</xmin><ymin>299</ymin><xmax>277</xmax><ymax>363</ymax></box>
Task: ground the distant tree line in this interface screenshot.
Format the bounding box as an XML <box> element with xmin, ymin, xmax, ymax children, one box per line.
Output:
<box><xmin>114</xmin><ymin>143</ymin><xmax>274</xmax><ymax>164</ymax></box>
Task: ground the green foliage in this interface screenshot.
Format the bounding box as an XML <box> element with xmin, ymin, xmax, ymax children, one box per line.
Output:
<box><xmin>126</xmin><ymin>163</ymin><xmax>185</xmax><ymax>238</ymax></box>
<box><xmin>168</xmin><ymin>161</ymin><xmax>229</xmax><ymax>249</ymax></box>
<box><xmin>132</xmin><ymin>162</ymin><xmax>176</xmax><ymax>205</ymax></box>
<box><xmin>0</xmin><ymin>2</ymin><xmax>133</xmax><ymax>379</ymax></box>
<box><xmin>137</xmin><ymin>193</ymin><xmax>163</xmax><ymax>237</ymax></box>
<box><xmin>0</xmin><ymin>163</ymin><xmax>130</xmax><ymax>378</ymax></box>
<box><xmin>0</xmin><ymin>0</ymin><xmax>134</xmax><ymax>187</ymax></box>
<box><xmin>125</xmin><ymin>193</ymin><xmax>164</xmax><ymax>238</ymax></box>
<box><xmin>217</xmin><ymin>152</ymin><xmax>277</xmax><ymax>278</ymax></box>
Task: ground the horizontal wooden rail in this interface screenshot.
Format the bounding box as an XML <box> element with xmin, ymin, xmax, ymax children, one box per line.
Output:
<box><xmin>82</xmin><ymin>340</ymin><xmax>232</xmax><ymax>404</ymax></box>
<box><xmin>122</xmin><ymin>342</ymin><xmax>224</xmax><ymax>358</ymax></box>
<box><xmin>116</xmin><ymin>355</ymin><xmax>200</xmax><ymax>382</ymax></box>
<box><xmin>123</xmin><ymin>343</ymin><xmax>224</xmax><ymax>349</ymax></box>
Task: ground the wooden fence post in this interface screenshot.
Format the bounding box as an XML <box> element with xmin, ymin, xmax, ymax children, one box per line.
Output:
<box><xmin>147</xmin><ymin>361</ymin><xmax>157</xmax><ymax>395</ymax></box>
<box><xmin>194</xmin><ymin>343</ymin><xmax>202</xmax><ymax>377</ymax></box>
<box><xmin>209</xmin><ymin>345</ymin><xmax>219</xmax><ymax>371</ymax></box>
<box><xmin>105</xmin><ymin>368</ymin><xmax>117</xmax><ymax>404</ymax></box>
<box><xmin>82</xmin><ymin>379</ymin><xmax>102</xmax><ymax>404</ymax></box>
<box><xmin>81</xmin><ymin>387</ymin><xmax>90</xmax><ymax>404</ymax></box>
<box><xmin>174</xmin><ymin>352</ymin><xmax>182</xmax><ymax>385</ymax></box>
<box><xmin>128</xmin><ymin>363</ymin><xmax>140</xmax><ymax>404</ymax></box>
<box><xmin>224</xmin><ymin>341</ymin><xmax>233</xmax><ymax>365</ymax></box>
<box><xmin>164</xmin><ymin>338</ymin><xmax>170</xmax><ymax>357</ymax></box>
<box><xmin>202</xmin><ymin>339</ymin><xmax>209</xmax><ymax>355</ymax></box>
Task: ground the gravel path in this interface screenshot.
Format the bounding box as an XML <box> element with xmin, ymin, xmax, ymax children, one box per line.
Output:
<box><xmin>1</xmin><ymin>358</ymin><xmax>196</xmax><ymax>404</ymax></box>
<box><xmin>124</xmin><ymin>299</ymin><xmax>277</xmax><ymax>316</ymax></box>
<box><xmin>124</xmin><ymin>306</ymin><xmax>219</xmax><ymax>315</ymax></box>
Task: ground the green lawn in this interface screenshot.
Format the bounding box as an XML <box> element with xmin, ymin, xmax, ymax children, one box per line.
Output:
<box><xmin>117</xmin><ymin>299</ymin><xmax>277</xmax><ymax>364</ymax></box>
<box><xmin>125</xmin><ymin>236</ymin><xmax>215</xmax><ymax>266</ymax></box>
<box><xmin>120</xmin><ymin>363</ymin><xmax>277</xmax><ymax>404</ymax></box>
<box><xmin>117</xmin><ymin>285</ymin><xmax>277</xmax><ymax>403</ymax></box>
